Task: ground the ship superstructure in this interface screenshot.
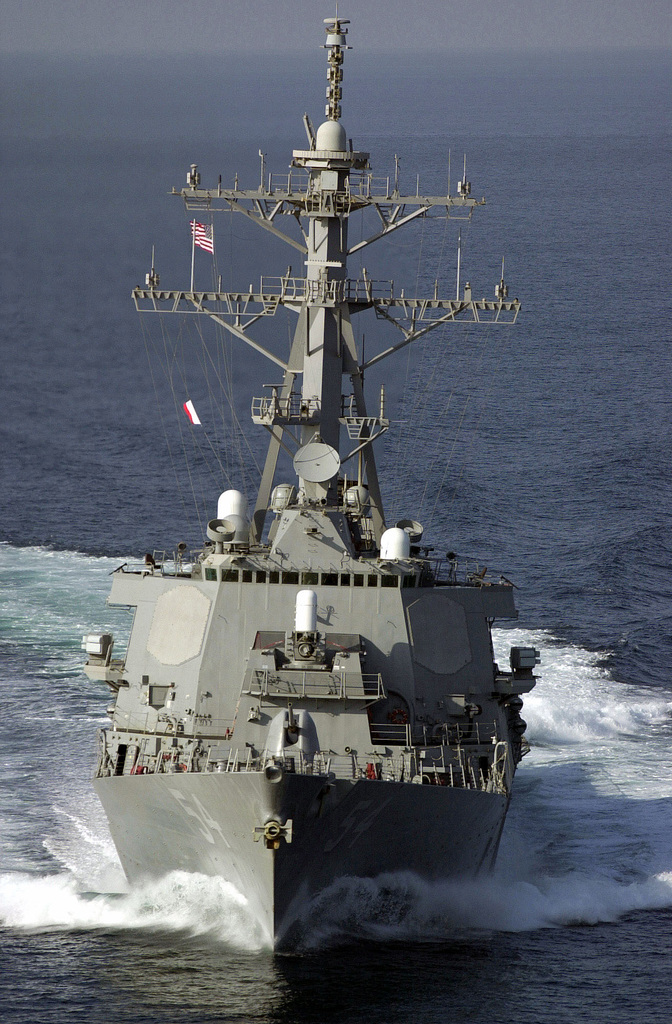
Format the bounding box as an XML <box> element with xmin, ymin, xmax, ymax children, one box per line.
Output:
<box><xmin>84</xmin><ymin>15</ymin><xmax>538</xmax><ymax>946</ymax></box>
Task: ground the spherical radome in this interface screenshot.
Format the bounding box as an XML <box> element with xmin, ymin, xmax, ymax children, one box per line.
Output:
<box><xmin>315</xmin><ymin>119</ymin><xmax>347</xmax><ymax>151</ymax></box>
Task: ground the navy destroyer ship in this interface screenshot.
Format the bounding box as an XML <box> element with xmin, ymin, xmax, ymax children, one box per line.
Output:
<box><xmin>83</xmin><ymin>15</ymin><xmax>538</xmax><ymax>947</ymax></box>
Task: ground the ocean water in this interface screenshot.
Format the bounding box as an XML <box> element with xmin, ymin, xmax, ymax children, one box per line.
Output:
<box><xmin>1</xmin><ymin>45</ymin><xmax>672</xmax><ymax>1024</ymax></box>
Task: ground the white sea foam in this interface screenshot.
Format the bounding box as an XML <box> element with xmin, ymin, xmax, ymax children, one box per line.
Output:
<box><xmin>494</xmin><ymin>627</ymin><xmax>672</xmax><ymax>747</ymax></box>
<box><xmin>42</xmin><ymin>801</ymin><xmax>127</xmax><ymax>894</ymax></box>
<box><xmin>0</xmin><ymin>543</ymin><xmax>131</xmax><ymax>664</ymax></box>
<box><xmin>4</xmin><ymin>859</ymin><xmax>671</xmax><ymax>954</ymax></box>
<box><xmin>494</xmin><ymin>628</ymin><xmax>672</xmax><ymax>805</ymax></box>
<box><xmin>0</xmin><ymin>870</ymin><xmax>268</xmax><ymax>950</ymax></box>
<box><xmin>292</xmin><ymin>868</ymin><xmax>672</xmax><ymax>949</ymax></box>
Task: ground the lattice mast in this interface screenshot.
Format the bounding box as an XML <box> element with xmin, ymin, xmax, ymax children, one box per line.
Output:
<box><xmin>286</xmin><ymin>17</ymin><xmax>371</xmax><ymax>510</ymax></box>
<box><xmin>132</xmin><ymin>15</ymin><xmax>520</xmax><ymax>545</ymax></box>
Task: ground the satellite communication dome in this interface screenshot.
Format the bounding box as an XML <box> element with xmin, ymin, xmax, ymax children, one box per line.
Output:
<box><xmin>315</xmin><ymin>120</ymin><xmax>347</xmax><ymax>152</ymax></box>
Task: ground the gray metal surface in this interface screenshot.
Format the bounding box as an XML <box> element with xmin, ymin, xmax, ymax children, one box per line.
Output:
<box><xmin>85</xmin><ymin>14</ymin><xmax>537</xmax><ymax>948</ymax></box>
<box><xmin>95</xmin><ymin>771</ymin><xmax>508</xmax><ymax>945</ymax></box>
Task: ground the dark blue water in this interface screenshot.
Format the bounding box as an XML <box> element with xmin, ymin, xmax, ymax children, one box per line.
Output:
<box><xmin>1</xmin><ymin>47</ymin><xmax>671</xmax><ymax>1024</ymax></box>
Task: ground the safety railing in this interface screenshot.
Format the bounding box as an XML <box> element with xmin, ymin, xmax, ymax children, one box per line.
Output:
<box><xmin>114</xmin><ymin>552</ymin><xmax>200</xmax><ymax>578</ymax></box>
<box><xmin>264</xmin><ymin>169</ymin><xmax>416</xmax><ymax>203</ymax></box>
<box><xmin>422</xmin><ymin>555</ymin><xmax>515</xmax><ymax>589</ymax></box>
<box><xmin>244</xmin><ymin>669</ymin><xmax>384</xmax><ymax>701</ymax></box>
<box><xmin>251</xmin><ymin>392</ymin><xmax>320</xmax><ymax>424</ymax></box>
<box><xmin>415</xmin><ymin>718</ymin><xmax>499</xmax><ymax>748</ymax></box>
<box><xmin>257</xmin><ymin>275</ymin><xmax>393</xmax><ymax>304</ymax></box>
<box><xmin>267</xmin><ymin>169</ymin><xmax>310</xmax><ymax>193</ymax></box>
<box><xmin>96</xmin><ymin>730</ymin><xmax>510</xmax><ymax>795</ymax></box>
<box><xmin>107</xmin><ymin>710</ymin><xmax>235</xmax><ymax>740</ymax></box>
<box><xmin>368</xmin><ymin>720</ymin><xmax>411</xmax><ymax>747</ymax></box>
<box><xmin>347</xmin><ymin>171</ymin><xmax>392</xmax><ymax>198</ymax></box>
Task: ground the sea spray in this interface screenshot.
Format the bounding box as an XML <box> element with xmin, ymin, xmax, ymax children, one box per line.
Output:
<box><xmin>289</xmin><ymin>869</ymin><xmax>672</xmax><ymax>951</ymax></box>
<box><xmin>0</xmin><ymin>871</ymin><xmax>268</xmax><ymax>951</ymax></box>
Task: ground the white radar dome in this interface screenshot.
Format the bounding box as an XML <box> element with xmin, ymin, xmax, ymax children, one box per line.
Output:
<box><xmin>214</xmin><ymin>490</ymin><xmax>249</xmax><ymax>543</ymax></box>
<box><xmin>217</xmin><ymin>489</ymin><xmax>248</xmax><ymax>520</ymax></box>
<box><xmin>315</xmin><ymin>120</ymin><xmax>347</xmax><ymax>152</ymax></box>
<box><xmin>380</xmin><ymin>527</ymin><xmax>411</xmax><ymax>560</ymax></box>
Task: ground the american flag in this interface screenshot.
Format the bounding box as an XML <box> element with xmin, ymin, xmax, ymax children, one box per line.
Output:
<box><xmin>191</xmin><ymin>220</ymin><xmax>214</xmax><ymax>254</ymax></box>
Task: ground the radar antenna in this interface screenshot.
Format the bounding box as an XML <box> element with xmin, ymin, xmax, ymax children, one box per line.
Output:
<box><xmin>323</xmin><ymin>15</ymin><xmax>350</xmax><ymax>122</ymax></box>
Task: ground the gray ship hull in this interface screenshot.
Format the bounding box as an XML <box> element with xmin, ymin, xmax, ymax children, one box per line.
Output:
<box><xmin>94</xmin><ymin>772</ymin><xmax>507</xmax><ymax>946</ymax></box>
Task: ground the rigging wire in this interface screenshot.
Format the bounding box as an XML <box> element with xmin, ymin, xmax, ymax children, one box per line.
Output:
<box><xmin>138</xmin><ymin>313</ymin><xmax>196</xmax><ymax>532</ymax></box>
<box><xmin>387</xmin><ymin>211</ymin><xmax>477</xmax><ymax>517</ymax></box>
<box><xmin>167</xmin><ymin>209</ymin><xmax>267</xmax><ymax>511</ymax></box>
<box><xmin>387</xmin><ymin>215</ymin><xmax>433</xmax><ymax>479</ymax></box>
<box><xmin>154</xmin><ymin>312</ymin><xmax>224</xmax><ymax>497</ymax></box>
<box><xmin>424</xmin><ymin>315</ymin><xmax>517</xmax><ymax>536</ymax></box>
<box><xmin>420</xmin><ymin>327</ymin><xmax>486</xmax><ymax>517</ymax></box>
<box><xmin>155</xmin><ymin>163</ymin><xmax>501</xmax><ymax>542</ymax></box>
<box><xmin>389</xmin><ymin>242</ymin><xmax>463</xmax><ymax>503</ymax></box>
<box><xmin>157</xmin><ymin>313</ymin><xmax>213</xmax><ymax>528</ymax></box>
<box><xmin>191</xmin><ymin>313</ymin><xmax>262</xmax><ymax>488</ymax></box>
<box><xmin>155</xmin><ymin>211</ymin><xmax>235</xmax><ymax>526</ymax></box>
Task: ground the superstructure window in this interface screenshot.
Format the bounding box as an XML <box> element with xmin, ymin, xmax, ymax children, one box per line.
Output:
<box><xmin>269</xmin><ymin>571</ymin><xmax>280</xmax><ymax>584</ymax></box>
<box><xmin>340</xmin><ymin>573</ymin><xmax>350</xmax><ymax>586</ymax></box>
<box><xmin>256</xmin><ymin>570</ymin><xmax>267</xmax><ymax>583</ymax></box>
<box><xmin>301</xmin><ymin>571</ymin><xmax>319</xmax><ymax>585</ymax></box>
<box><xmin>381</xmin><ymin>575</ymin><xmax>399</xmax><ymax>588</ymax></box>
<box><xmin>353</xmin><ymin>574</ymin><xmax>364</xmax><ymax>587</ymax></box>
<box><xmin>367</xmin><ymin>575</ymin><xmax>378</xmax><ymax>587</ymax></box>
<box><xmin>282</xmin><ymin>571</ymin><xmax>299</xmax><ymax>584</ymax></box>
<box><xmin>242</xmin><ymin>570</ymin><xmax>253</xmax><ymax>583</ymax></box>
<box><xmin>222</xmin><ymin>569</ymin><xmax>239</xmax><ymax>582</ymax></box>
<box><xmin>204</xmin><ymin>568</ymin><xmax>217</xmax><ymax>582</ymax></box>
<box><xmin>148</xmin><ymin>685</ymin><xmax>169</xmax><ymax>709</ymax></box>
<box><xmin>321</xmin><ymin>572</ymin><xmax>338</xmax><ymax>586</ymax></box>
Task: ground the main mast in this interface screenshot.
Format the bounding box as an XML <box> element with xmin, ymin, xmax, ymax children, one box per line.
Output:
<box><xmin>271</xmin><ymin>17</ymin><xmax>375</xmax><ymax>514</ymax></box>
<box><xmin>133</xmin><ymin>14</ymin><xmax>520</xmax><ymax>547</ymax></box>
